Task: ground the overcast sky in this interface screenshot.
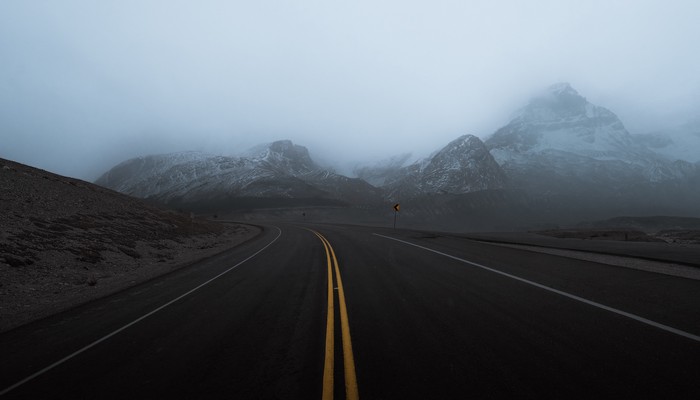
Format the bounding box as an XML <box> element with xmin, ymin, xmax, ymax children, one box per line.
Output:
<box><xmin>2</xmin><ymin>0</ymin><xmax>699</xmax><ymax>180</ymax></box>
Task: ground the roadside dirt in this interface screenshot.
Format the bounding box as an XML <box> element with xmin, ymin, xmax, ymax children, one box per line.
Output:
<box><xmin>0</xmin><ymin>158</ymin><xmax>260</xmax><ymax>332</ymax></box>
<box><xmin>486</xmin><ymin>241</ymin><xmax>700</xmax><ymax>281</ymax></box>
<box><xmin>535</xmin><ymin>228</ymin><xmax>700</xmax><ymax>245</ymax></box>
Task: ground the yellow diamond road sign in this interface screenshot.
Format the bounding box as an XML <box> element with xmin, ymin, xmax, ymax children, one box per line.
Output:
<box><xmin>393</xmin><ymin>203</ymin><xmax>400</xmax><ymax>212</ymax></box>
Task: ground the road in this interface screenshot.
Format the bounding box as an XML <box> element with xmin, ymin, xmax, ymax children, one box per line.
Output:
<box><xmin>1</xmin><ymin>223</ymin><xmax>699</xmax><ymax>399</ymax></box>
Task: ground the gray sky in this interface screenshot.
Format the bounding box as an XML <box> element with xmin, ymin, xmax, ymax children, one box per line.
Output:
<box><xmin>2</xmin><ymin>0</ymin><xmax>699</xmax><ymax>180</ymax></box>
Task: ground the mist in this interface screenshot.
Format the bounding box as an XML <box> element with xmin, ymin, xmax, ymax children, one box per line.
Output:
<box><xmin>2</xmin><ymin>0</ymin><xmax>699</xmax><ymax>180</ymax></box>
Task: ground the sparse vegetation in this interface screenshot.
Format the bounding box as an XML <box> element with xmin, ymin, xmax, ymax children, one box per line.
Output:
<box><xmin>0</xmin><ymin>158</ymin><xmax>259</xmax><ymax>332</ymax></box>
<box><xmin>117</xmin><ymin>246</ymin><xmax>141</xmax><ymax>259</ymax></box>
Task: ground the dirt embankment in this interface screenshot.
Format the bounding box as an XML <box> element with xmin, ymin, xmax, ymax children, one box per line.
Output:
<box><xmin>536</xmin><ymin>228</ymin><xmax>700</xmax><ymax>245</ymax></box>
<box><xmin>537</xmin><ymin>216</ymin><xmax>700</xmax><ymax>245</ymax></box>
<box><xmin>0</xmin><ymin>158</ymin><xmax>260</xmax><ymax>332</ymax></box>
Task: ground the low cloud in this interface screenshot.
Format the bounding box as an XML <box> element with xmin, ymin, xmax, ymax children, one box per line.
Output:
<box><xmin>1</xmin><ymin>0</ymin><xmax>698</xmax><ymax>180</ymax></box>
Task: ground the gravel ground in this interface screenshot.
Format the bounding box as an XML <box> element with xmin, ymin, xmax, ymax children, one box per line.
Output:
<box><xmin>0</xmin><ymin>158</ymin><xmax>260</xmax><ymax>332</ymax></box>
<box><xmin>482</xmin><ymin>242</ymin><xmax>700</xmax><ymax>280</ymax></box>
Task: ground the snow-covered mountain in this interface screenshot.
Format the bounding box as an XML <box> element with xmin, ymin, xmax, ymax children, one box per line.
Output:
<box><xmin>380</xmin><ymin>135</ymin><xmax>507</xmax><ymax>199</ymax></box>
<box><xmin>245</xmin><ymin>140</ymin><xmax>318</xmax><ymax>176</ymax></box>
<box><xmin>95</xmin><ymin>83</ymin><xmax>699</xmax><ymax>226</ymax></box>
<box><xmin>99</xmin><ymin>134</ymin><xmax>508</xmax><ymax>210</ymax></box>
<box><xmin>472</xmin><ymin>82</ymin><xmax>700</xmax><ymax>226</ymax></box>
<box><xmin>485</xmin><ymin>83</ymin><xmax>698</xmax><ymax>185</ymax></box>
<box><xmin>95</xmin><ymin>140</ymin><xmax>382</xmax><ymax>209</ymax></box>
<box><xmin>488</xmin><ymin>83</ymin><xmax>634</xmax><ymax>160</ymax></box>
<box><xmin>95</xmin><ymin>151</ymin><xmax>231</xmax><ymax>198</ymax></box>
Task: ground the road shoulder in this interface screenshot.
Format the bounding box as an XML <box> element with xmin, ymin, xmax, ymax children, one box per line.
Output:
<box><xmin>0</xmin><ymin>223</ymin><xmax>262</xmax><ymax>333</ymax></box>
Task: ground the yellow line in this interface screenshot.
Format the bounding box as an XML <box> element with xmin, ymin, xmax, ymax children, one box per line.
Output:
<box><xmin>310</xmin><ymin>230</ymin><xmax>360</xmax><ymax>400</ymax></box>
<box><xmin>326</xmin><ymin>236</ymin><xmax>359</xmax><ymax>400</ymax></box>
<box><xmin>313</xmin><ymin>232</ymin><xmax>335</xmax><ymax>400</ymax></box>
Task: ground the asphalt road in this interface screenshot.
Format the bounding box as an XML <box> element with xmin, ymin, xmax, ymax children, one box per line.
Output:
<box><xmin>1</xmin><ymin>223</ymin><xmax>699</xmax><ymax>399</ymax></box>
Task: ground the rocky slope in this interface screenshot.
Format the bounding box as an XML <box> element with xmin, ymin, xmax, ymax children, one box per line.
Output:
<box><xmin>380</xmin><ymin>135</ymin><xmax>507</xmax><ymax>199</ymax></box>
<box><xmin>485</xmin><ymin>83</ymin><xmax>696</xmax><ymax>181</ymax></box>
<box><xmin>96</xmin><ymin>140</ymin><xmax>382</xmax><ymax>210</ymax></box>
<box><xmin>488</xmin><ymin>83</ymin><xmax>633</xmax><ymax>157</ymax></box>
<box><xmin>0</xmin><ymin>158</ymin><xmax>258</xmax><ymax>331</ymax></box>
<box><xmin>352</xmin><ymin>83</ymin><xmax>700</xmax><ymax>230</ymax></box>
<box><xmin>94</xmin><ymin>83</ymin><xmax>700</xmax><ymax>229</ymax></box>
<box><xmin>481</xmin><ymin>83</ymin><xmax>700</xmax><ymax>224</ymax></box>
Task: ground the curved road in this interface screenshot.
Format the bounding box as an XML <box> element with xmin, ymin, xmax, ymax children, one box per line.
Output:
<box><xmin>1</xmin><ymin>223</ymin><xmax>699</xmax><ymax>398</ymax></box>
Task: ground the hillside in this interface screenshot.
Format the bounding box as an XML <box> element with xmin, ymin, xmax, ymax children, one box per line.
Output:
<box><xmin>0</xmin><ymin>158</ymin><xmax>258</xmax><ymax>332</ymax></box>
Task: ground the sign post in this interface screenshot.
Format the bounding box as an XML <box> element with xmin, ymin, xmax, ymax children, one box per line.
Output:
<box><xmin>393</xmin><ymin>203</ymin><xmax>400</xmax><ymax>229</ymax></box>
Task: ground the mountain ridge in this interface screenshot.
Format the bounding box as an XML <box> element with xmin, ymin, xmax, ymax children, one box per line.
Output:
<box><xmin>94</xmin><ymin>83</ymin><xmax>700</xmax><ymax>228</ymax></box>
<box><xmin>95</xmin><ymin>140</ymin><xmax>384</xmax><ymax>211</ymax></box>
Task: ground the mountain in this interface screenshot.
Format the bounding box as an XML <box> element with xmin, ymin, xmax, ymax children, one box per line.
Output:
<box><xmin>97</xmin><ymin>134</ymin><xmax>507</xmax><ymax>223</ymax></box>
<box><xmin>483</xmin><ymin>83</ymin><xmax>700</xmax><ymax>223</ymax></box>
<box><xmin>488</xmin><ymin>83</ymin><xmax>645</xmax><ymax>164</ymax></box>
<box><xmin>485</xmin><ymin>83</ymin><xmax>699</xmax><ymax>180</ymax></box>
<box><xmin>96</xmin><ymin>140</ymin><xmax>382</xmax><ymax>211</ymax></box>
<box><xmin>94</xmin><ymin>83</ymin><xmax>699</xmax><ymax>229</ymax></box>
<box><xmin>381</xmin><ymin>135</ymin><xmax>507</xmax><ymax>199</ymax></box>
<box><xmin>245</xmin><ymin>140</ymin><xmax>318</xmax><ymax>176</ymax></box>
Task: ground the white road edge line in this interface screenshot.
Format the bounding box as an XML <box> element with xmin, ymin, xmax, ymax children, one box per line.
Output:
<box><xmin>373</xmin><ymin>233</ymin><xmax>700</xmax><ymax>343</ymax></box>
<box><xmin>0</xmin><ymin>227</ymin><xmax>283</xmax><ymax>397</ymax></box>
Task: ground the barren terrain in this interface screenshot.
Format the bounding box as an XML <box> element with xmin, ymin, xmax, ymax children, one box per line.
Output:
<box><xmin>0</xmin><ymin>158</ymin><xmax>259</xmax><ymax>332</ymax></box>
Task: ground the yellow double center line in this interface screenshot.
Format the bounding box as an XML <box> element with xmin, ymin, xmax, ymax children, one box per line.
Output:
<box><xmin>311</xmin><ymin>230</ymin><xmax>359</xmax><ymax>400</ymax></box>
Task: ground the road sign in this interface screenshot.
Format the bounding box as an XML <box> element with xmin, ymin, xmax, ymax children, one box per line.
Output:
<box><xmin>392</xmin><ymin>203</ymin><xmax>400</xmax><ymax>229</ymax></box>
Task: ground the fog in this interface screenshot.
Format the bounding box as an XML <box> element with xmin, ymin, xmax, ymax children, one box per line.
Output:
<box><xmin>2</xmin><ymin>0</ymin><xmax>699</xmax><ymax>180</ymax></box>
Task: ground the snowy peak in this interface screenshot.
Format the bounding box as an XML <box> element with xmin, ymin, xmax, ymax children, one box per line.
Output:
<box><xmin>249</xmin><ymin>140</ymin><xmax>319</xmax><ymax>176</ymax></box>
<box><xmin>525</xmin><ymin>82</ymin><xmax>589</xmax><ymax>120</ymax></box>
<box><xmin>547</xmin><ymin>82</ymin><xmax>578</xmax><ymax>96</ymax></box>
<box><xmin>425</xmin><ymin>135</ymin><xmax>490</xmax><ymax>172</ymax></box>
<box><xmin>515</xmin><ymin>82</ymin><xmax>620</xmax><ymax>130</ymax></box>
<box><xmin>483</xmin><ymin>83</ymin><xmax>699</xmax><ymax>187</ymax></box>
<box><xmin>379</xmin><ymin>134</ymin><xmax>506</xmax><ymax>198</ymax></box>
<box><xmin>543</xmin><ymin>82</ymin><xmax>582</xmax><ymax>101</ymax></box>
<box><xmin>95</xmin><ymin>139</ymin><xmax>384</xmax><ymax>207</ymax></box>
<box><xmin>94</xmin><ymin>151</ymin><xmax>212</xmax><ymax>194</ymax></box>
<box><xmin>419</xmin><ymin>134</ymin><xmax>506</xmax><ymax>194</ymax></box>
<box><xmin>487</xmin><ymin>83</ymin><xmax>634</xmax><ymax>160</ymax></box>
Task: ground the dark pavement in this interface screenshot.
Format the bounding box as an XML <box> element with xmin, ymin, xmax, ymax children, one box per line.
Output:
<box><xmin>2</xmin><ymin>223</ymin><xmax>699</xmax><ymax>399</ymax></box>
